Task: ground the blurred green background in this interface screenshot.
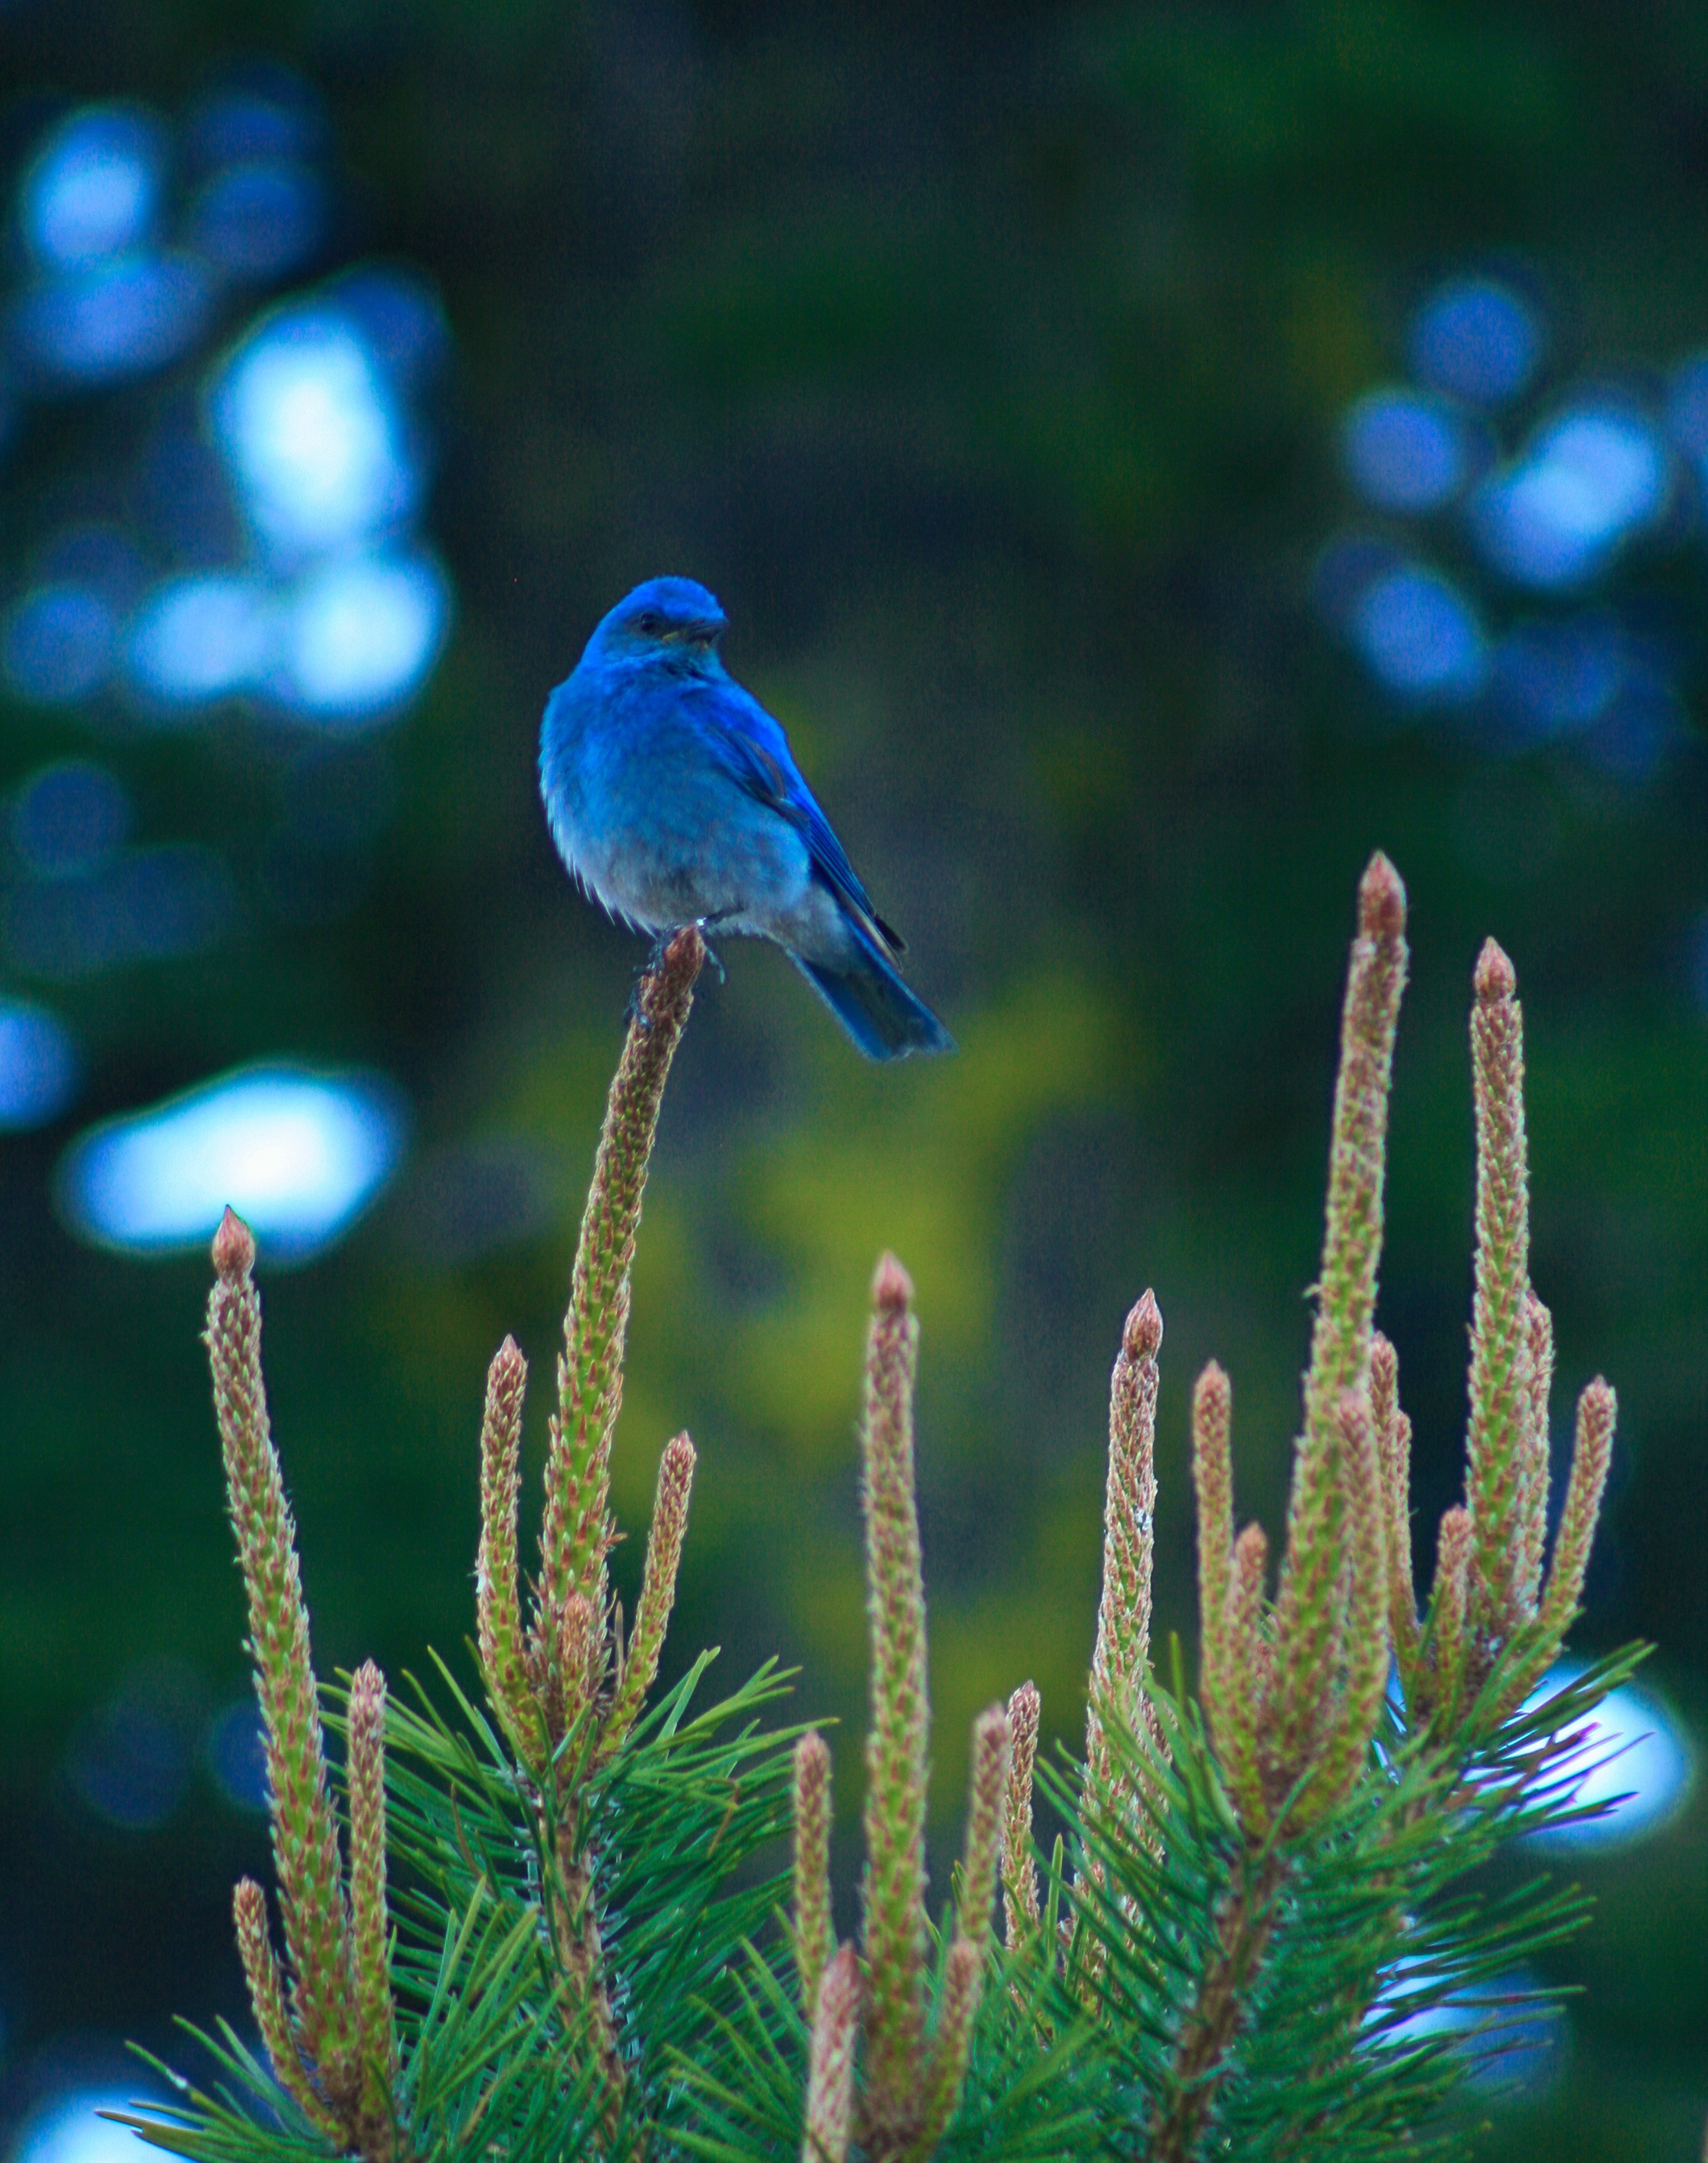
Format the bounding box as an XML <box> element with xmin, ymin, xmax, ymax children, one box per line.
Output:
<box><xmin>1</xmin><ymin>3</ymin><xmax>1706</xmax><ymax>2156</ymax></box>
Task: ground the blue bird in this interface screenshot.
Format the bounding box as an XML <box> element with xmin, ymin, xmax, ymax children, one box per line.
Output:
<box><xmin>540</xmin><ymin>576</ymin><xmax>954</xmax><ymax>1059</ymax></box>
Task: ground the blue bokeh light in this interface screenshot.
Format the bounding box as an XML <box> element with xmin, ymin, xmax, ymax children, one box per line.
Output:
<box><xmin>204</xmin><ymin>1698</ymin><xmax>269</xmax><ymax>1812</ymax></box>
<box><xmin>0</xmin><ymin>1000</ymin><xmax>80</xmax><ymax>1130</ymax></box>
<box><xmin>274</xmin><ymin>550</ymin><xmax>450</xmax><ymax>721</ymax></box>
<box><xmin>1312</xmin><ymin>530</ymin><xmax>1402</xmax><ymax>631</ymax></box>
<box><xmin>1578</xmin><ymin>681</ymin><xmax>1680</xmax><ymax>783</ymax></box>
<box><xmin>12</xmin><ymin>760</ymin><xmax>131</xmax><ymax>876</ymax></box>
<box><xmin>66</xmin><ymin>1689</ymin><xmax>191</xmax><ymax>1832</ymax></box>
<box><xmin>1472</xmin><ymin>406</ymin><xmax>1669</xmax><ymax>590</ymax></box>
<box><xmin>126</xmin><ymin>572</ymin><xmax>278</xmax><ymax>706</ymax></box>
<box><xmin>11</xmin><ymin>253</ymin><xmax>212</xmax><ymax>389</ymax></box>
<box><xmin>1348</xmin><ymin>561</ymin><xmax>1487</xmax><ymax>702</ymax></box>
<box><xmin>1665</xmin><ymin>349</ymin><xmax>1708</xmax><ymax>479</ymax></box>
<box><xmin>1339</xmin><ymin>386</ymin><xmax>1471</xmax><ymax>513</ymax></box>
<box><xmin>1490</xmin><ymin>615</ymin><xmax>1625</xmax><ymax>740</ymax></box>
<box><xmin>13</xmin><ymin>2090</ymin><xmax>160</xmax><ymax>2163</ymax></box>
<box><xmin>328</xmin><ymin>267</ymin><xmax>451</xmax><ymax>392</ymax></box>
<box><xmin>190</xmin><ymin>160</ymin><xmax>325</xmax><ymax>282</ymax></box>
<box><xmin>134</xmin><ymin>425</ymin><xmax>246</xmax><ymax>563</ymax></box>
<box><xmin>1372</xmin><ymin>1965</ymin><xmax>1564</xmax><ymax>2099</ymax></box>
<box><xmin>4</xmin><ymin>844</ymin><xmax>236</xmax><ymax>979</ymax></box>
<box><xmin>1408</xmin><ymin>277</ymin><xmax>1543</xmax><ymax>406</ymax></box>
<box><xmin>21</xmin><ymin>107</ymin><xmax>165</xmax><ymax>269</ymax></box>
<box><xmin>34</xmin><ymin>523</ymin><xmax>148</xmax><ymax>605</ymax></box>
<box><xmin>187</xmin><ymin>70</ymin><xmax>326</xmax><ymax>169</ymax></box>
<box><xmin>59</xmin><ymin>1061</ymin><xmax>407</xmax><ymax>1260</ymax></box>
<box><xmin>1522</xmin><ymin>1660</ymin><xmax>1695</xmax><ymax>1853</ymax></box>
<box><xmin>1</xmin><ymin>584</ymin><xmax>117</xmax><ymax>703</ymax></box>
<box><xmin>1329</xmin><ymin>275</ymin><xmax>1695</xmax><ymax>773</ymax></box>
<box><xmin>210</xmin><ymin>306</ymin><xmax>419</xmax><ymax>560</ymax></box>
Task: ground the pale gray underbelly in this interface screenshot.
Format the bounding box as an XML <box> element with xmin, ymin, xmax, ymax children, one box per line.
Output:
<box><xmin>566</xmin><ymin>810</ymin><xmax>852</xmax><ymax>963</ymax></box>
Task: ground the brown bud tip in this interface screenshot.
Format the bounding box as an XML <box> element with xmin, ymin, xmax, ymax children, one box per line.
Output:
<box><xmin>491</xmin><ymin>1333</ymin><xmax>526</xmax><ymax>1380</ymax></box>
<box><xmin>233</xmin><ymin>1875</ymin><xmax>267</xmax><ymax>1925</ymax></box>
<box><xmin>1436</xmin><ymin>1503</ymin><xmax>1473</xmax><ymax>1562</ymax></box>
<box><xmin>351</xmin><ymin>1657</ymin><xmax>386</xmax><ymax>1702</ymax></box>
<box><xmin>818</xmin><ymin>1938</ymin><xmax>862</xmax><ymax>2019</ymax></box>
<box><xmin>973</xmin><ymin>1702</ymin><xmax>1010</xmax><ymax>1755</ymax></box>
<box><xmin>1579</xmin><ymin>1376</ymin><xmax>1617</xmax><ymax>1437</ymax></box>
<box><xmin>1194</xmin><ymin>1358</ymin><xmax>1230</xmax><ymax>1407</ymax></box>
<box><xmin>662</xmin><ymin>1431</ymin><xmax>697</xmax><ymax>1478</ymax></box>
<box><xmin>796</xmin><ymin>1727</ymin><xmax>831</xmax><ymax>1777</ymax></box>
<box><xmin>212</xmin><ymin>1206</ymin><xmax>255</xmax><ymax>1280</ymax></box>
<box><xmin>1123</xmin><ymin>1288</ymin><xmax>1163</xmax><ymax>1362</ymax></box>
<box><xmin>1233</xmin><ymin>1520</ymin><xmax>1269</xmax><ymax>1572</ymax></box>
<box><xmin>872</xmin><ymin>1251</ymin><xmax>914</xmax><ymax>1312</ymax></box>
<box><xmin>1370</xmin><ymin>1333</ymin><xmax>1397</xmax><ymax>1386</ymax></box>
<box><xmin>1359</xmin><ymin>852</ymin><xmax>1407</xmax><ymax>941</ymax></box>
<box><xmin>662</xmin><ymin>923</ymin><xmax>707</xmax><ymax>975</ymax></box>
<box><xmin>1007</xmin><ymin>1678</ymin><xmax>1040</xmax><ymax>1730</ymax></box>
<box><xmin>1474</xmin><ymin>937</ymin><xmax>1516</xmax><ymax>1004</ymax></box>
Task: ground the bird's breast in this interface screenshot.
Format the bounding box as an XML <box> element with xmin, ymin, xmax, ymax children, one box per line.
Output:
<box><xmin>541</xmin><ymin>676</ymin><xmax>816</xmax><ymax>936</ymax></box>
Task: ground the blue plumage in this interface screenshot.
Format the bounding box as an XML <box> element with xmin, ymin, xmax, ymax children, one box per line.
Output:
<box><xmin>539</xmin><ymin>577</ymin><xmax>953</xmax><ymax>1059</ymax></box>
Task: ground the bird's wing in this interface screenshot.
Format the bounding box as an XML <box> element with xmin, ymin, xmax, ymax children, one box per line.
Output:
<box><xmin>685</xmin><ymin>682</ymin><xmax>907</xmax><ymax>954</ymax></box>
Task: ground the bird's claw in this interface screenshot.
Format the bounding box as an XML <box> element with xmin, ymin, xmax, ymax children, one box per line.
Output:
<box><xmin>627</xmin><ymin>918</ymin><xmax>727</xmax><ymax>1028</ymax></box>
<box><xmin>626</xmin><ymin>936</ymin><xmax>671</xmax><ymax>1030</ymax></box>
<box><xmin>690</xmin><ymin>912</ymin><xmax>733</xmax><ymax>983</ymax></box>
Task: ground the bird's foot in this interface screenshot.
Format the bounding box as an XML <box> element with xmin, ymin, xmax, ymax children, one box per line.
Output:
<box><xmin>627</xmin><ymin>918</ymin><xmax>728</xmax><ymax>1027</ymax></box>
<box><xmin>626</xmin><ymin>935</ymin><xmax>672</xmax><ymax>1030</ymax></box>
<box><xmin>690</xmin><ymin>912</ymin><xmax>735</xmax><ymax>983</ymax></box>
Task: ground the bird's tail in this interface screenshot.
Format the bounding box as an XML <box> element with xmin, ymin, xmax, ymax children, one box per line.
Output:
<box><xmin>791</xmin><ymin>920</ymin><xmax>954</xmax><ymax>1060</ymax></box>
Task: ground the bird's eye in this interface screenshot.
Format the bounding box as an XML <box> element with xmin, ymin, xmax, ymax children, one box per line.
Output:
<box><xmin>635</xmin><ymin>611</ymin><xmax>664</xmax><ymax>637</ymax></box>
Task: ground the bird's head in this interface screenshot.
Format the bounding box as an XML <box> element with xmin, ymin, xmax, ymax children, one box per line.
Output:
<box><xmin>588</xmin><ymin>577</ymin><xmax>728</xmax><ymax>666</ymax></box>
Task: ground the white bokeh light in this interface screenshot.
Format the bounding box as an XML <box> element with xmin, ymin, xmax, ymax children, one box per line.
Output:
<box><xmin>1522</xmin><ymin>1659</ymin><xmax>1695</xmax><ymax>1853</ymax></box>
<box><xmin>13</xmin><ymin>2091</ymin><xmax>154</xmax><ymax>2163</ymax></box>
<box><xmin>59</xmin><ymin>1063</ymin><xmax>406</xmax><ymax>1261</ymax></box>
<box><xmin>273</xmin><ymin>550</ymin><xmax>449</xmax><ymax>720</ymax></box>
<box><xmin>210</xmin><ymin>308</ymin><xmax>419</xmax><ymax>559</ymax></box>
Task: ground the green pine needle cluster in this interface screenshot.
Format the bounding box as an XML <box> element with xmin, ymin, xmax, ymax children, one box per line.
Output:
<box><xmin>118</xmin><ymin>858</ymin><xmax>1637</xmax><ymax>2163</ymax></box>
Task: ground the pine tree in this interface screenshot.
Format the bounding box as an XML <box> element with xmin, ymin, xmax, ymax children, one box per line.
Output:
<box><xmin>116</xmin><ymin>866</ymin><xmax>1636</xmax><ymax>2163</ymax></box>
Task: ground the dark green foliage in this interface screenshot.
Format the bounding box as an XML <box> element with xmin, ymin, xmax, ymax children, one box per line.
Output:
<box><xmin>1044</xmin><ymin>1646</ymin><xmax>1646</xmax><ymax>2162</ymax></box>
<box><xmin>118</xmin><ymin>1652</ymin><xmax>800</xmax><ymax>2163</ymax></box>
